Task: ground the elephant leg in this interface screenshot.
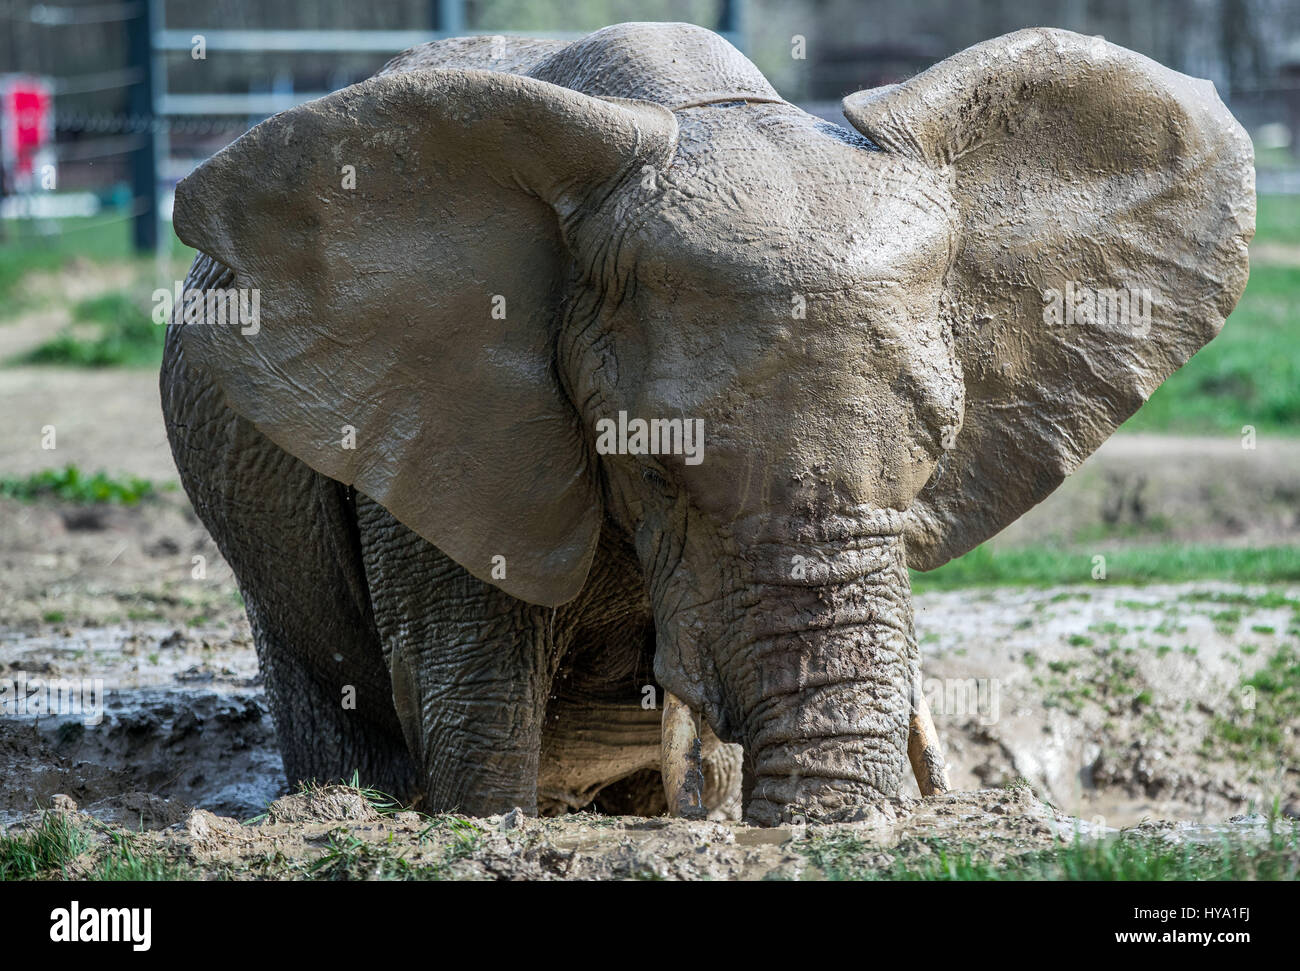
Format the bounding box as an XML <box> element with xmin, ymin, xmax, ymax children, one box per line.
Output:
<box><xmin>161</xmin><ymin>300</ymin><xmax>418</xmax><ymax>801</ymax></box>
<box><xmin>356</xmin><ymin>498</ymin><xmax>555</xmax><ymax>816</ymax></box>
<box><xmin>246</xmin><ymin>592</ymin><xmax>419</xmax><ymax>800</ymax></box>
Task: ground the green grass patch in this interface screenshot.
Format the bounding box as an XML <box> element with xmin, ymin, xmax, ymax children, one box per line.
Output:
<box><xmin>306</xmin><ymin>816</ymin><xmax>484</xmax><ymax>881</ymax></box>
<box><xmin>1177</xmin><ymin>589</ymin><xmax>1300</xmax><ymax>611</ymax></box>
<box><xmin>0</xmin><ymin>465</ymin><xmax>160</xmax><ymax>504</ymax></box>
<box><xmin>306</xmin><ymin>830</ymin><xmax>421</xmax><ymax>880</ymax></box>
<box><xmin>0</xmin><ymin>212</ymin><xmax>135</xmax><ymax>306</ymax></box>
<box><xmin>0</xmin><ymin>812</ymin><xmax>90</xmax><ymax>879</ymax></box>
<box><xmin>1253</xmin><ymin>193</ymin><xmax>1300</xmax><ymax>247</ymax></box>
<box><xmin>799</xmin><ymin>822</ymin><xmax>1300</xmax><ymax>880</ymax></box>
<box><xmin>15</xmin><ymin>290</ymin><xmax>163</xmax><ymax>367</ymax></box>
<box><xmin>1208</xmin><ymin>643</ymin><xmax>1300</xmax><ymax>762</ymax></box>
<box><xmin>911</xmin><ymin>543</ymin><xmax>1300</xmax><ymax>591</ymax></box>
<box><xmin>90</xmin><ymin>833</ymin><xmax>192</xmax><ymax>880</ymax></box>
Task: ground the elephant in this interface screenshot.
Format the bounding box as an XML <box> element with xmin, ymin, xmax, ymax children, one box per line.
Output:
<box><xmin>160</xmin><ymin>22</ymin><xmax>1253</xmax><ymax>825</ymax></box>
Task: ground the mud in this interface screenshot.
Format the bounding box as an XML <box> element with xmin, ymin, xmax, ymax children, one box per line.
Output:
<box><xmin>2</xmin><ymin>489</ymin><xmax>1296</xmax><ymax>876</ymax></box>
<box><xmin>8</xmin><ymin>782</ymin><xmax>1291</xmax><ymax>881</ymax></box>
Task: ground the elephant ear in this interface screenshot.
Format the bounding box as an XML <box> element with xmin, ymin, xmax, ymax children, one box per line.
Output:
<box><xmin>173</xmin><ymin>69</ymin><xmax>677</xmax><ymax>605</ymax></box>
<box><xmin>842</xmin><ymin>28</ymin><xmax>1254</xmax><ymax>569</ymax></box>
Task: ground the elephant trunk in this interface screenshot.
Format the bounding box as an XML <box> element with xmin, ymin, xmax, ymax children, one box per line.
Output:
<box><xmin>732</xmin><ymin>529</ymin><xmax>918</xmax><ymax>825</ymax></box>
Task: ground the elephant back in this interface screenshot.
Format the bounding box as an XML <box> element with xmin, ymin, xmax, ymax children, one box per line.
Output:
<box><xmin>379</xmin><ymin>35</ymin><xmax>569</xmax><ymax>77</ymax></box>
<box><xmin>528</xmin><ymin>22</ymin><xmax>781</xmax><ymax>109</ymax></box>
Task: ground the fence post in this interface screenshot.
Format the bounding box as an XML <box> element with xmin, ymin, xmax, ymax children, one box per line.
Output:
<box><xmin>718</xmin><ymin>0</ymin><xmax>745</xmax><ymax>50</ymax></box>
<box><xmin>126</xmin><ymin>0</ymin><xmax>157</xmax><ymax>252</ymax></box>
<box><xmin>432</xmin><ymin>0</ymin><xmax>465</xmax><ymax>35</ymax></box>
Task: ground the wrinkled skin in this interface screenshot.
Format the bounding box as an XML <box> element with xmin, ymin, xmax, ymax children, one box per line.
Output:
<box><xmin>161</xmin><ymin>23</ymin><xmax>1252</xmax><ymax>823</ymax></box>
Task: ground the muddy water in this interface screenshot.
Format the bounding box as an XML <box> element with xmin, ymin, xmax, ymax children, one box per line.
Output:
<box><xmin>0</xmin><ymin>621</ymin><xmax>282</xmax><ymax>826</ymax></box>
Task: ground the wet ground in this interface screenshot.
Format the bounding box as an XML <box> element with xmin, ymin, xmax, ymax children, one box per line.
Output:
<box><xmin>0</xmin><ymin>491</ymin><xmax>1295</xmax><ymax>876</ymax></box>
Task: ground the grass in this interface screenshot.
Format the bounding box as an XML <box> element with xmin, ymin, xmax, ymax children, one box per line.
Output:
<box><xmin>91</xmin><ymin>832</ymin><xmax>192</xmax><ymax>880</ymax></box>
<box><xmin>303</xmin><ymin>816</ymin><xmax>483</xmax><ymax>881</ymax></box>
<box><xmin>1252</xmin><ymin>192</ymin><xmax>1300</xmax><ymax>247</ymax></box>
<box><xmin>799</xmin><ymin>819</ymin><xmax>1300</xmax><ymax>880</ymax></box>
<box><xmin>0</xmin><ymin>465</ymin><xmax>161</xmax><ymax>504</ymax></box>
<box><xmin>0</xmin><ymin>811</ymin><xmax>89</xmax><ymax>879</ymax></box>
<box><xmin>14</xmin><ymin>290</ymin><xmax>165</xmax><ymax>367</ymax></box>
<box><xmin>240</xmin><ymin>776</ymin><xmax>486</xmax><ymax>880</ymax></box>
<box><xmin>1208</xmin><ymin>642</ymin><xmax>1300</xmax><ymax>763</ymax></box>
<box><xmin>1177</xmin><ymin>589</ymin><xmax>1300</xmax><ymax>610</ymax></box>
<box><xmin>1117</xmin><ymin>193</ymin><xmax>1300</xmax><ymax>435</ymax></box>
<box><xmin>911</xmin><ymin>542</ymin><xmax>1300</xmax><ymax>591</ymax></box>
<box><xmin>306</xmin><ymin>830</ymin><xmax>421</xmax><ymax>880</ymax></box>
<box><xmin>0</xmin><ymin>212</ymin><xmax>137</xmax><ymax>306</ymax></box>
<box><xmin>0</xmin><ymin>813</ymin><xmax>194</xmax><ymax>880</ymax></box>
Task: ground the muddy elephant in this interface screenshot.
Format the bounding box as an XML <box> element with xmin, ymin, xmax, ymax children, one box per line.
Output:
<box><xmin>160</xmin><ymin>22</ymin><xmax>1252</xmax><ymax>824</ymax></box>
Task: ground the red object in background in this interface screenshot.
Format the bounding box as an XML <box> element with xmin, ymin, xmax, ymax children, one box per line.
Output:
<box><xmin>1</xmin><ymin>76</ymin><xmax>54</xmax><ymax>192</ymax></box>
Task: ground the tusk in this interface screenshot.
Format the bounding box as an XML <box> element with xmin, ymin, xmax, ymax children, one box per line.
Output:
<box><xmin>908</xmin><ymin>684</ymin><xmax>951</xmax><ymax>796</ymax></box>
<box><xmin>661</xmin><ymin>691</ymin><xmax>706</xmax><ymax>819</ymax></box>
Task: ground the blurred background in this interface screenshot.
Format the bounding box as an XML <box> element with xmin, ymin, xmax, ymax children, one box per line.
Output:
<box><xmin>2</xmin><ymin>1</ymin><xmax>1299</xmax><ymax>253</ymax></box>
<box><xmin>0</xmin><ymin>1</ymin><xmax>1296</xmax><ymax>845</ymax></box>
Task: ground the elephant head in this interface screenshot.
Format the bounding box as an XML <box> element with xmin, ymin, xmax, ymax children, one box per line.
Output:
<box><xmin>171</xmin><ymin>24</ymin><xmax>1252</xmax><ymax>824</ymax></box>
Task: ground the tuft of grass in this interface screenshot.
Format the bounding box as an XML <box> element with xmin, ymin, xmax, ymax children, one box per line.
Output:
<box><xmin>90</xmin><ymin>833</ymin><xmax>192</xmax><ymax>880</ymax></box>
<box><xmin>0</xmin><ymin>465</ymin><xmax>160</xmax><ymax>504</ymax></box>
<box><xmin>306</xmin><ymin>815</ymin><xmax>483</xmax><ymax>881</ymax></box>
<box><xmin>0</xmin><ymin>812</ymin><xmax>90</xmax><ymax>879</ymax></box>
<box><xmin>912</xmin><ymin>543</ymin><xmax>1300</xmax><ymax>591</ymax></box>
<box><xmin>307</xmin><ymin>830</ymin><xmax>419</xmax><ymax>881</ymax></box>
<box><xmin>344</xmin><ymin>769</ymin><xmax>405</xmax><ymax>816</ymax></box>
<box><xmin>16</xmin><ymin>291</ymin><xmax>163</xmax><ymax>367</ymax></box>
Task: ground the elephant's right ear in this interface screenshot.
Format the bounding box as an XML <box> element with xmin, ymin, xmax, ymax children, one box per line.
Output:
<box><xmin>173</xmin><ymin>69</ymin><xmax>677</xmax><ymax>607</ymax></box>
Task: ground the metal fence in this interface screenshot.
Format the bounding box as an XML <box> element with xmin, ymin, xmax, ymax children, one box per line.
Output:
<box><xmin>0</xmin><ymin>0</ymin><xmax>745</xmax><ymax>254</ymax></box>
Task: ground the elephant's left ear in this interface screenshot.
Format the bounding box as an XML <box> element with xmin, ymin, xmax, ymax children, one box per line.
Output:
<box><xmin>843</xmin><ymin>28</ymin><xmax>1254</xmax><ymax>570</ymax></box>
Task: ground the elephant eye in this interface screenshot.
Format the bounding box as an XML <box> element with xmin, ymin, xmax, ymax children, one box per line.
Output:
<box><xmin>640</xmin><ymin>465</ymin><xmax>671</xmax><ymax>492</ymax></box>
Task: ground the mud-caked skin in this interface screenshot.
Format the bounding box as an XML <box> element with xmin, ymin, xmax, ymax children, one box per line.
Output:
<box><xmin>161</xmin><ymin>23</ymin><xmax>1253</xmax><ymax>824</ymax></box>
